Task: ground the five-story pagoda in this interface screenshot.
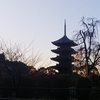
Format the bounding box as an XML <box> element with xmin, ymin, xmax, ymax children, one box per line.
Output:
<box><xmin>50</xmin><ymin>20</ymin><xmax>77</xmax><ymax>74</ymax></box>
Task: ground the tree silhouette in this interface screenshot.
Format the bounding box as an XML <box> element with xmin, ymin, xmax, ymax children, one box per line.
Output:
<box><xmin>73</xmin><ymin>17</ymin><xmax>100</xmax><ymax>76</ymax></box>
<box><xmin>0</xmin><ymin>38</ymin><xmax>42</xmax><ymax>86</ymax></box>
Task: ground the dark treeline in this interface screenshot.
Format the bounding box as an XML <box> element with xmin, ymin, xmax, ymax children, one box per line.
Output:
<box><xmin>0</xmin><ymin>53</ymin><xmax>99</xmax><ymax>99</ymax></box>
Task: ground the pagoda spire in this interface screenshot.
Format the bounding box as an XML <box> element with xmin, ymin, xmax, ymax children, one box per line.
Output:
<box><xmin>64</xmin><ymin>19</ymin><xmax>66</xmax><ymax>36</ymax></box>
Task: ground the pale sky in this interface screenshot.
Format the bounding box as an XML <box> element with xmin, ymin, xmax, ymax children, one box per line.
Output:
<box><xmin>0</xmin><ymin>0</ymin><xmax>100</xmax><ymax>68</ymax></box>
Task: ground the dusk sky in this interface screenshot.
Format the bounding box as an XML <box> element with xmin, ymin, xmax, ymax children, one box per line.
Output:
<box><xmin>0</xmin><ymin>0</ymin><xmax>100</xmax><ymax>68</ymax></box>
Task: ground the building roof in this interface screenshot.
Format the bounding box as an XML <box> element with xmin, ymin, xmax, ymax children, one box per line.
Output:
<box><xmin>52</xmin><ymin>35</ymin><xmax>77</xmax><ymax>46</ymax></box>
<box><xmin>51</xmin><ymin>56</ymin><xmax>74</xmax><ymax>62</ymax></box>
<box><xmin>52</xmin><ymin>20</ymin><xmax>77</xmax><ymax>46</ymax></box>
<box><xmin>51</xmin><ymin>48</ymin><xmax>75</xmax><ymax>54</ymax></box>
<box><xmin>50</xmin><ymin>63</ymin><xmax>72</xmax><ymax>69</ymax></box>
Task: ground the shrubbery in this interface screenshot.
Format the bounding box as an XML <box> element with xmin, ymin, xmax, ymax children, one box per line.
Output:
<box><xmin>1</xmin><ymin>78</ymin><xmax>13</xmax><ymax>98</ymax></box>
<box><xmin>53</xmin><ymin>74</ymin><xmax>70</xmax><ymax>99</ymax></box>
<box><xmin>0</xmin><ymin>72</ymin><xmax>100</xmax><ymax>99</ymax></box>
<box><xmin>16</xmin><ymin>77</ymin><xmax>34</xmax><ymax>98</ymax></box>
<box><xmin>76</xmin><ymin>77</ymin><xmax>92</xmax><ymax>100</ymax></box>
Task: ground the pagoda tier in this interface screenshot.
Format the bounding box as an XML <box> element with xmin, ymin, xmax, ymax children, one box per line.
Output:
<box><xmin>50</xmin><ymin>20</ymin><xmax>77</xmax><ymax>74</ymax></box>
<box><xmin>51</xmin><ymin>64</ymin><xmax>73</xmax><ymax>74</ymax></box>
<box><xmin>51</xmin><ymin>56</ymin><xmax>74</xmax><ymax>62</ymax></box>
<box><xmin>52</xmin><ymin>35</ymin><xmax>77</xmax><ymax>46</ymax></box>
<box><xmin>51</xmin><ymin>48</ymin><xmax>76</xmax><ymax>54</ymax></box>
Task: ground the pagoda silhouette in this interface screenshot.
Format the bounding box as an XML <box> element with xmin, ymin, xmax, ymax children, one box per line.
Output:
<box><xmin>50</xmin><ymin>20</ymin><xmax>77</xmax><ymax>74</ymax></box>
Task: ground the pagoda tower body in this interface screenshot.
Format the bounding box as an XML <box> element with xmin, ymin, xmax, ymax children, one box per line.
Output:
<box><xmin>51</xmin><ymin>20</ymin><xmax>77</xmax><ymax>74</ymax></box>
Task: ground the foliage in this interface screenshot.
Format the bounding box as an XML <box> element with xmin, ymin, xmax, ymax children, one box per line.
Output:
<box><xmin>1</xmin><ymin>78</ymin><xmax>13</xmax><ymax>98</ymax></box>
<box><xmin>0</xmin><ymin>55</ymin><xmax>33</xmax><ymax>87</ymax></box>
<box><xmin>0</xmin><ymin>38</ymin><xmax>41</xmax><ymax>67</ymax></box>
<box><xmin>76</xmin><ymin>77</ymin><xmax>92</xmax><ymax>100</ymax></box>
<box><xmin>53</xmin><ymin>74</ymin><xmax>70</xmax><ymax>99</ymax></box>
<box><xmin>70</xmin><ymin>72</ymin><xmax>82</xmax><ymax>87</ymax></box>
<box><xmin>35</xmin><ymin>76</ymin><xmax>51</xmax><ymax>99</ymax></box>
<box><xmin>16</xmin><ymin>77</ymin><xmax>34</xmax><ymax>98</ymax></box>
<box><xmin>0</xmin><ymin>38</ymin><xmax>43</xmax><ymax>86</ymax></box>
<box><xmin>54</xmin><ymin>74</ymin><xmax>70</xmax><ymax>88</ymax></box>
<box><xmin>89</xmin><ymin>73</ymin><xmax>99</xmax><ymax>86</ymax></box>
<box><xmin>76</xmin><ymin>77</ymin><xmax>92</xmax><ymax>88</ymax></box>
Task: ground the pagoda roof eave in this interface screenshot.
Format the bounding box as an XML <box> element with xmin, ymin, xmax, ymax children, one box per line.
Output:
<box><xmin>52</xmin><ymin>35</ymin><xmax>77</xmax><ymax>46</ymax></box>
<box><xmin>51</xmin><ymin>48</ymin><xmax>76</xmax><ymax>54</ymax></box>
<box><xmin>51</xmin><ymin>56</ymin><xmax>74</xmax><ymax>61</ymax></box>
<box><xmin>50</xmin><ymin>64</ymin><xmax>72</xmax><ymax>69</ymax></box>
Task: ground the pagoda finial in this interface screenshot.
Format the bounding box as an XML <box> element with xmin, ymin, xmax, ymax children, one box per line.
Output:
<box><xmin>64</xmin><ymin>19</ymin><xmax>66</xmax><ymax>36</ymax></box>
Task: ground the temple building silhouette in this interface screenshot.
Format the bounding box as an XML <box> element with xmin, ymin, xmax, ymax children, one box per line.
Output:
<box><xmin>50</xmin><ymin>20</ymin><xmax>77</xmax><ymax>74</ymax></box>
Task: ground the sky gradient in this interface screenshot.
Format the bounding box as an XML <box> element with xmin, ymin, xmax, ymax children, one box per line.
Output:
<box><xmin>0</xmin><ymin>0</ymin><xmax>100</xmax><ymax>68</ymax></box>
